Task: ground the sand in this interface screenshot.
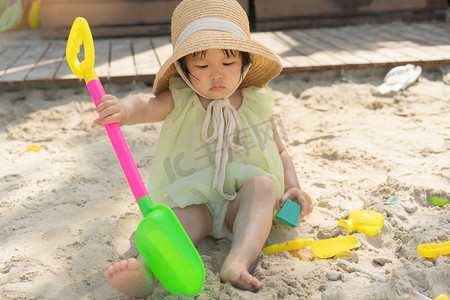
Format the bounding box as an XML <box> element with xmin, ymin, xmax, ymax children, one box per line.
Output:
<box><xmin>0</xmin><ymin>64</ymin><xmax>449</xmax><ymax>299</ymax></box>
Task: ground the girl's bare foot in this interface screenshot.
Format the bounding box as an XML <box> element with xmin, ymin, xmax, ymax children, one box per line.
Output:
<box><xmin>104</xmin><ymin>258</ymin><xmax>155</xmax><ymax>298</ymax></box>
<box><xmin>220</xmin><ymin>254</ymin><xmax>261</xmax><ymax>291</ymax></box>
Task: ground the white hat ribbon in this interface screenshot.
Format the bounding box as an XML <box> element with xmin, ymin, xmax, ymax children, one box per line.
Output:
<box><xmin>173</xmin><ymin>18</ymin><xmax>248</xmax><ymax>52</ymax></box>
<box><xmin>201</xmin><ymin>98</ymin><xmax>248</xmax><ymax>200</ymax></box>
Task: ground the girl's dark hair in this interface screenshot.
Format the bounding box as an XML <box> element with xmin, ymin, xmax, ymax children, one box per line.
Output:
<box><xmin>177</xmin><ymin>50</ymin><xmax>252</xmax><ymax>82</ymax></box>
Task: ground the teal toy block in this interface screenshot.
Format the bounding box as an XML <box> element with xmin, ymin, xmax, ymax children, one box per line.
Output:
<box><xmin>275</xmin><ymin>199</ymin><xmax>302</xmax><ymax>228</ymax></box>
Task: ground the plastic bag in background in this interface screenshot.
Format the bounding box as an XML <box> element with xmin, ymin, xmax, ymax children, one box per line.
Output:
<box><xmin>0</xmin><ymin>0</ymin><xmax>41</xmax><ymax>32</ymax></box>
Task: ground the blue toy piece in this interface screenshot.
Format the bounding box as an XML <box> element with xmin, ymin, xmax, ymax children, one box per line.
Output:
<box><xmin>275</xmin><ymin>199</ymin><xmax>302</xmax><ymax>228</ymax></box>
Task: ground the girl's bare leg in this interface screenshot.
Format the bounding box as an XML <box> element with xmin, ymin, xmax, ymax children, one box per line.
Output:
<box><xmin>220</xmin><ymin>176</ymin><xmax>277</xmax><ymax>291</ymax></box>
<box><xmin>104</xmin><ymin>204</ymin><xmax>212</xmax><ymax>298</ymax></box>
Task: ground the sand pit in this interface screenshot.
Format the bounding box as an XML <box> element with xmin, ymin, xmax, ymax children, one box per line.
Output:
<box><xmin>0</xmin><ymin>66</ymin><xmax>449</xmax><ymax>299</ymax></box>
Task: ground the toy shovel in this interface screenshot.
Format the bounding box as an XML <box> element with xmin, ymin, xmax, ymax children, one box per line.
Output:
<box><xmin>309</xmin><ymin>236</ymin><xmax>361</xmax><ymax>258</ymax></box>
<box><xmin>263</xmin><ymin>236</ymin><xmax>361</xmax><ymax>258</ymax></box>
<box><xmin>66</xmin><ymin>17</ymin><xmax>204</xmax><ymax>295</ymax></box>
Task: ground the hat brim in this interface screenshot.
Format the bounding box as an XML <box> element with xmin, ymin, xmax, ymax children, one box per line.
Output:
<box><xmin>153</xmin><ymin>30</ymin><xmax>282</xmax><ymax>95</ymax></box>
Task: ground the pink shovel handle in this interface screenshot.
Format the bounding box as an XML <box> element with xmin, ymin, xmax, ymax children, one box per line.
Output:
<box><xmin>87</xmin><ymin>79</ymin><xmax>149</xmax><ymax>201</ymax></box>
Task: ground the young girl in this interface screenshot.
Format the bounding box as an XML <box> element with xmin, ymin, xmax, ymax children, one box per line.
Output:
<box><xmin>98</xmin><ymin>0</ymin><xmax>313</xmax><ymax>297</ymax></box>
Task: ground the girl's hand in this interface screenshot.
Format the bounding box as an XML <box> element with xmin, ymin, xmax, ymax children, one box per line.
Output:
<box><xmin>94</xmin><ymin>94</ymin><xmax>128</xmax><ymax>126</ymax></box>
<box><xmin>279</xmin><ymin>187</ymin><xmax>313</xmax><ymax>221</ymax></box>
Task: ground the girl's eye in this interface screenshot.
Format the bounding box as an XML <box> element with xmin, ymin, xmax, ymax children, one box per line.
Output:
<box><xmin>196</xmin><ymin>65</ymin><xmax>208</xmax><ymax>69</ymax></box>
<box><xmin>224</xmin><ymin>62</ymin><xmax>235</xmax><ymax>66</ymax></box>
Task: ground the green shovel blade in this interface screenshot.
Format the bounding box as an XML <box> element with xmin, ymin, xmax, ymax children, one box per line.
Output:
<box><xmin>135</xmin><ymin>203</ymin><xmax>205</xmax><ymax>295</ymax></box>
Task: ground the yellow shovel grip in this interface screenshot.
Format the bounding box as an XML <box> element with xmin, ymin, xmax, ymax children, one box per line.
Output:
<box><xmin>66</xmin><ymin>17</ymin><xmax>98</xmax><ymax>82</ymax></box>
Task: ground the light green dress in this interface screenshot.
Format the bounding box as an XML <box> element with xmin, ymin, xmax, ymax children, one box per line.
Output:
<box><xmin>148</xmin><ymin>76</ymin><xmax>284</xmax><ymax>226</ymax></box>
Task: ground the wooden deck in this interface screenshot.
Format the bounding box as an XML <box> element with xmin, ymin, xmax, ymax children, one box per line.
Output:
<box><xmin>0</xmin><ymin>21</ymin><xmax>449</xmax><ymax>88</ymax></box>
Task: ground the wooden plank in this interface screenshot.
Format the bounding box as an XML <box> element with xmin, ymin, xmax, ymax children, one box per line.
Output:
<box><xmin>151</xmin><ymin>36</ymin><xmax>172</xmax><ymax>66</ymax></box>
<box><xmin>3</xmin><ymin>22</ymin><xmax>449</xmax><ymax>87</ymax></box>
<box><xmin>342</xmin><ymin>25</ymin><xmax>418</xmax><ymax>63</ymax></box>
<box><xmin>433</xmin><ymin>22</ymin><xmax>450</xmax><ymax>35</ymax></box>
<box><xmin>0</xmin><ymin>45</ymin><xmax>29</xmax><ymax>77</ymax></box>
<box><xmin>25</xmin><ymin>41</ymin><xmax>66</xmax><ymax>84</ymax></box>
<box><xmin>303</xmin><ymin>28</ymin><xmax>378</xmax><ymax>65</ymax></box>
<box><xmin>284</xmin><ymin>29</ymin><xmax>348</xmax><ymax>67</ymax></box>
<box><xmin>132</xmin><ymin>38</ymin><xmax>160</xmax><ymax>79</ymax></box>
<box><xmin>375</xmin><ymin>24</ymin><xmax>445</xmax><ymax>62</ymax></box>
<box><xmin>398</xmin><ymin>24</ymin><xmax>446</xmax><ymax>45</ymax></box>
<box><xmin>53</xmin><ymin>55</ymin><xmax>80</xmax><ymax>83</ymax></box>
<box><xmin>318</xmin><ymin>27</ymin><xmax>391</xmax><ymax>65</ymax></box>
<box><xmin>110</xmin><ymin>39</ymin><xmax>136</xmax><ymax>81</ymax></box>
<box><xmin>303</xmin><ymin>28</ymin><xmax>372</xmax><ymax>65</ymax></box>
<box><xmin>0</xmin><ymin>44</ymin><xmax>49</xmax><ymax>84</ymax></box>
<box><xmin>412</xmin><ymin>23</ymin><xmax>450</xmax><ymax>43</ymax></box>
<box><xmin>288</xmin><ymin>29</ymin><xmax>367</xmax><ymax>67</ymax></box>
<box><xmin>94</xmin><ymin>39</ymin><xmax>111</xmax><ymax>80</ymax></box>
<box><xmin>251</xmin><ymin>32</ymin><xmax>296</xmax><ymax>68</ymax></box>
<box><xmin>263</xmin><ymin>31</ymin><xmax>321</xmax><ymax>69</ymax></box>
<box><xmin>406</xmin><ymin>24</ymin><xmax>450</xmax><ymax>60</ymax></box>
<box><xmin>391</xmin><ymin>24</ymin><xmax>450</xmax><ymax>60</ymax></box>
<box><xmin>44</xmin><ymin>24</ymin><xmax>171</xmax><ymax>39</ymax></box>
<box><xmin>408</xmin><ymin>24</ymin><xmax>450</xmax><ymax>56</ymax></box>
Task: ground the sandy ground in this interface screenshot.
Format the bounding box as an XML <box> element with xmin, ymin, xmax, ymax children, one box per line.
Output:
<box><xmin>0</xmin><ymin>64</ymin><xmax>449</xmax><ymax>299</ymax></box>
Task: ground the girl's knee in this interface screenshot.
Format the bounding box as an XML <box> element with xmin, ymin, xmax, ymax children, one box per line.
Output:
<box><xmin>247</xmin><ymin>176</ymin><xmax>277</xmax><ymax>202</ymax></box>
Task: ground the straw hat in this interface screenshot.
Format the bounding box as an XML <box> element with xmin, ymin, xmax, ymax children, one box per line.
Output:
<box><xmin>152</xmin><ymin>0</ymin><xmax>282</xmax><ymax>95</ymax></box>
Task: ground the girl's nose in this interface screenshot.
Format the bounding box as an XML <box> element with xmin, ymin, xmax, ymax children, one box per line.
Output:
<box><xmin>211</xmin><ymin>67</ymin><xmax>223</xmax><ymax>80</ymax></box>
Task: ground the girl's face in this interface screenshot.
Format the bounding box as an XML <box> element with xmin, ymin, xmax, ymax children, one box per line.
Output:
<box><xmin>185</xmin><ymin>49</ymin><xmax>243</xmax><ymax>100</ymax></box>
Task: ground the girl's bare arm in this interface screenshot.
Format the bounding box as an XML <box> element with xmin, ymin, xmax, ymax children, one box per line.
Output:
<box><xmin>96</xmin><ymin>90</ymin><xmax>174</xmax><ymax>125</ymax></box>
<box><xmin>270</xmin><ymin>116</ymin><xmax>300</xmax><ymax>190</ymax></box>
<box><xmin>271</xmin><ymin>116</ymin><xmax>313</xmax><ymax>219</ymax></box>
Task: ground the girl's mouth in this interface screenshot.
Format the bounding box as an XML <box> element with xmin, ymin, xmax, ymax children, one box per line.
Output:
<box><xmin>211</xmin><ymin>86</ymin><xmax>225</xmax><ymax>91</ymax></box>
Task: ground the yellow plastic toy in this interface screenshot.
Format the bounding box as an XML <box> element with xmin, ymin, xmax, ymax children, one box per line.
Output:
<box><xmin>435</xmin><ymin>294</ymin><xmax>449</xmax><ymax>300</ymax></box>
<box><xmin>337</xmin><ymin>210</ymin><xmax>384</xmax><ymax>236</ymax></box>
<box><xmin>263</xmin><ymin>236</ymin><xmax>361</xmax><ymax>259</ymax></box>
<box><xmin>26</xmin><ymin>0</ymin><xmax>41</xmax><ymax>29</ymax></box>
<box><xmin>417</xmin><ymin>241</ymin><xmax>450</xmax><ymax>258</ymax></box>
<box><xmin>310</xmin><ymin>236</ymin><xmax>361</xmax><ymax>258</ymax></box>
<box><xmin>26</xmin><ymin>144</ymin><xmax>43</xmax><ymax>152</ymax></box>
<box><xmin>263</xmin><ymin>238</ymin><xmax>312</xmax><ymax>255</ymax></box>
